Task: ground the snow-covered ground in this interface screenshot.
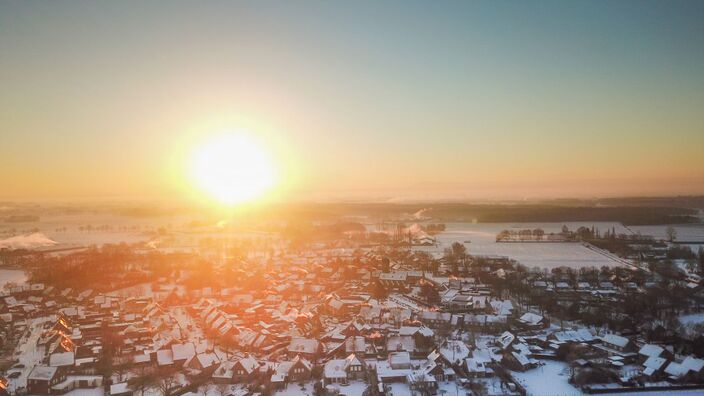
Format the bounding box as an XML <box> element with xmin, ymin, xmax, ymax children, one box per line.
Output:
<box><xmin>326</xmin><ymin>381</ymin><xmax>368</xmax><ymax>396</ymax></box>
<box><xmin>679</xmin><ymin>313</ymin><xmax>704</xmax><ymax>326</ymax></box>
<box><xmin>614</xmin><ymin>390</ymin><xmax>704</xmax><ymax>396</ymax></box>
<box><xmin>63</xmin><ymin>388</ymin><xmax>104</xmax><ymax>396</ymax></box>
<box><xmin>510</xmin><ymin>360</ymin><xmax>581</xmax><ymax>396</ymax></box>
<box><xmin>437</xmin><ymin>380</ymin><xmax>471</xmax><ymax>395</ymax></box>
<box><xmin>275</xmin><ymin>382</ymin><xmax>316</xmax><ymax>396</ymax></box>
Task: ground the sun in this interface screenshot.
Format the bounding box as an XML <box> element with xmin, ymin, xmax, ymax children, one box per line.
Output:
<box><xmin>188</xmin><ymin>132</ymin><xmax>276</xmax><ymax>205</ymax></box>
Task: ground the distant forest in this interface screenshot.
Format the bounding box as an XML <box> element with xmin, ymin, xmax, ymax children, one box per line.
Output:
<box><xmin>312</xmin><ymin>204</ymin><xmax>699</xmax><ymax>225</ymax></box>
<box><xmin>5</xmin><ymin>196</ymin><xmax>700</xmax><ymax>226</ymax></box>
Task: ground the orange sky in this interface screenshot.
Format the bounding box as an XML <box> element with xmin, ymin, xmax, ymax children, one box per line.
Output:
<box><xmin>1</xmin><ymin>1</ymin><xmax>703</xmax><ymax>202</ymax></box>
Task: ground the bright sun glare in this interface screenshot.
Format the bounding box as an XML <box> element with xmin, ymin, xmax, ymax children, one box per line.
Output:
<box><xmin>189</xmin><ymin>132</ymin><xmax>275</xmax><ymax>205</ymax></box>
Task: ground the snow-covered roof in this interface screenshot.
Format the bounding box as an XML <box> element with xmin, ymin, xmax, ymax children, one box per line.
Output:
<box><xmin>638</xmin><ymin>344</ymin><xmax>664</xmax><ymax>358</ymax></box>
<box><xmin>643</xmin><ymin>356</ymin><xmax>667</xmax><ymax>371</ymax></box>
<box><xmin>389</xmin><ymin>351</ymin><xmax>411</xmax><ymax>369</ymax></box>
<box><xmin>438</xmin><ymin>340</ymin><xmax>470</xmax><ymax>364</ymax></box>
<box><xmin>49</xmin><ymin>351</ymin><xmax>75</xmax><ymax>367</ymax></box>
<box><xmin>386</xmin><ymin>335</ymin><xmax>415</xmax><ymax>353</ymax></box>
<box><xmin>133</xmin><ymin>353</ymin><xmax>151</xmax><ymax>364</ymax></box>
<box><xmin>602</xmin><ymin>334</ymin><xmax>630</xmax><ymax>348</ymax></box>
<box><xmin>498</xmin><ymin>331</ymin><xmax>515</xmax><ymax>350</ymax></box>
<box><xmin>287</xmin><ymin>338</ymin><xmax>319</xmax><ymax>355</ymax></box>
<box><xmin>551</xmin><ymin>329</ymin><xmax>594</xmax><ymax>343</ymax></box>
<box><xmin>324</xmin><ymin>359</ymin><xmax>348</xmax><ymax>379</ymax></box>
<box><xmin>28</xmin><ymin>365</ymin><xmax>58</xmax><ymax>381</ymax></box>
<box><xmin>682</xmin><ymin>356</ymin><xmax>704</xmax><ymax>372</ymax></box>
<box><xmin>171</xmin><ymin>343</ymin><xmax>196</xmax><ymax>361</ymax></box>
<box><xmin>156</xmin><ymin>349</ymin><xmax>174</xmax><ymax>366</ymax></box>
<box><xmin>511</xmin><ymin>351</ymin><xmax>531</xmax><ymax>366</ymax></box>
<box><xmin>236</xmin><ymin>356</ymin><xmax>260</xmax><ymax>374</ymax></box>
<box><xmin>109</xmin><ymin>383</ymin><xmax>130</xmax><ymax>395</ymax></box>
<box><xmin>518</xmin><ymin>312</ymin><xmax>544</xmax><ymax>326</ymax></box>
<box><xmin>665</xmin><ymin>361</ymin><xmax>689</xmax><ymax>378</ymax></box>
<box><xmin>193</xmin><ymin>352</ymin><xmax>219</xmax><ymax>369</ymax></box>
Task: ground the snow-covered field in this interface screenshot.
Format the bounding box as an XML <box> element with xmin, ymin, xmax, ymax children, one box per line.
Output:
<box><xmin>0</xmin><ymin>212</ymin><xmax>190</xmax><ymax>247</ymax></box>
<box><xmin>414</xmin><ymin>222</ymin><xmax>629</xmax><ymax>269</ymax></box>
<box><xmin>0</xmin><ymin>268</ymin><xmax>27</xmax><ymax>289</ymax></box>
<box><xmin>510</xmin><ymin>360</ymin><xmax>581</xmax><ymax>396</ymax></box>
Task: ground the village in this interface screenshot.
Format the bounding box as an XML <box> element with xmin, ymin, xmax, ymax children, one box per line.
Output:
<box><xmin>0</xmin><ymin>219</ymin><xmax>703</xmax><ymax>396</ymax></box>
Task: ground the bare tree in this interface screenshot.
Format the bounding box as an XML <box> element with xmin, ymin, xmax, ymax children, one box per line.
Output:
<box><xmin>129</xmin><ymin>366</ymin><xmax>157</xmax><ymax>396</ymax></box>
<box><xmin>155</xmin><ymin>369</ymin><xmax>180</xmax><ymax>396</ymax></box>
<box><xmin>666</xmin><ymin>226</ymin><xmax>677</xmax><ymax>242</ymax></box>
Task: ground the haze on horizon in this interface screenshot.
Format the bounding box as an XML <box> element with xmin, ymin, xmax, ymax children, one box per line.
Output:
<box><xmin>1</xmin><ymin>0</ymin><xmax>703</xmax><ymax>203</ymax></box>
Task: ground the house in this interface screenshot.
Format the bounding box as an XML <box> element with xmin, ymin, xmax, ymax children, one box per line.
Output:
<box><xmin>375</xmin><ymin>352</ymin><xmax>413</xmax><ymax>384</ymax></box>
<box><xmin>463</xmin><ymin>314</ymin><xmax>508</xmax><ymax>333</ymax></box>
<box><xmin>503</xmin><ymin>351</ymin><xmax>538</xmax><ymax>372</ymax></box>
<box><xmin>548</xmin><ymin>329</ymin><xmax>595</xmax><ymax>344</ymax></box>
<box><xmin>388</xmin><ymin>352</ymin><xmax>412</xmax><ymax>370</ymax></box>
<box><xmin>601</xmin><ymin>334</ymin><xmax>636</xmax><ymax>353</ymax></box>
<box><xmin>418</xmin><ymin>352</ymin><xmax>454</xmax><ymax>382</ymax></box>
<box><xmin>270</xmin><ymin>356</ymin><xmax>312</xmax><ymax>389</ymax></box>
<box><xmin>323</xmin><ymin>354</ymin><xmax>365</xmax><ymax>384</ymax></box>
<box><xmin>642</xmin><ymin>356</ymin><xmax>668</xmax><ymax>379</ymax></box>
<box><xmin>436</xmin><ymin>340</ymin><xmax>470</xmax><ymax>365</ymax></box>
<box><xmin>419</xmin><ymin>311</ymin><xmax>452</xmax><ymax>328</ymax></box>
<box><xmin>665</xmin><ymin>356</ymin><xmax>704</xmax><ymax>381</ymax></box>
<box><xmin>185</xmin><ymin>352</ymin><xmax>220</xmax><ymax>372</ymax></box>
<box><xmin>212</xmin><ymin>361</ymin><xmax>235</xmax><ymax>384</ymax></box>
<box><xmin>464</xmin><ymin>349</ymin><xmax>494</xmax><ymax>378</ymax></box>
<box><xmin>637</xmin><ymin>344</ymin><xmax>671</xmax><ymax>363</ymax></box>
<box><xmin>398</xmin><ymin>326</ymin><xmax>435</xmax><ymax>353</ymax></box>
<box><xmin>27</xmin><ymin>366</ymin><xmax>64</xmax><ymax>395</ymax></box>
<box><xmin>386</xmin><ymin>335</ymin><xmax>416</xmax><ymax>355</ymax></box>
<box><xmin>232</xmin><ymin>356</ymin><xmax>260</xmax><ymax>382</ymax></box>
<box><xmin>497</xmin><ymin>331</ymin><xmax>516</xmax><ymax>350</ymax></box>
<box><xmin>342</xmin><ymin>322</ymin><xmax>369</xmax><ymax>337</ymax></box>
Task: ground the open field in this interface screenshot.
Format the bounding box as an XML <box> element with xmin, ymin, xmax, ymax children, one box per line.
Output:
<box><xmin>628</xmin><ymin>224</ymin><xmax>704</xmax><ymax>242</ymax></box>
<box><xmin>414</xmin><ymin>222</ymin><xmax>631</xmax><ymax>269</ymax></box>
